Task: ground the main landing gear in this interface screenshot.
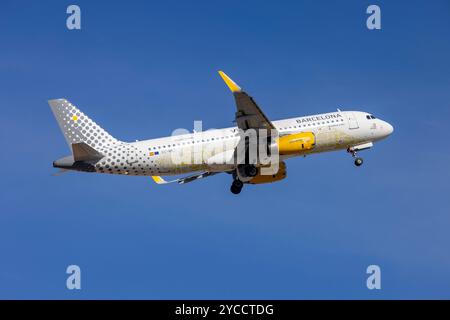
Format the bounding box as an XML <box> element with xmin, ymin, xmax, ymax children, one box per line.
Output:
<box><xmin>230</xmin><ymin>164</ymin><xmax>257</xmax><ymax>194</ymax></box>
<box><xmin>347</xmin><ymin>147</ymin><xmax>364</xmax><ymax>167</ymax></box>
<box><xmin>237</xmin><ymin>164</ymin><xmax>257</xmax><ymax>178</ymax></box>
<box><xmin>230</xmin><ymin>179</ymin><xmax>244</xmax><ymax>194</ymax></box>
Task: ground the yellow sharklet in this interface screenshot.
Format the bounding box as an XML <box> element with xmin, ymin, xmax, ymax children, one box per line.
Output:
<box><xmin>151</xmin><ymin>176</ymin><xmax>167</xmax><ymax>184</ymax></box>
<box><xmin>218</xmin><ymin>71</ymin><xmax>241</xmax><ymax>93</ymax></box>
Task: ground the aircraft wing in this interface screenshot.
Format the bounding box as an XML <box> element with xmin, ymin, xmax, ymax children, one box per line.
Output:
<box><xmin>151</xmin><ymin>171</ymin><xmax>220</xmax><ymax>185</ymax></box>
<box><xmin>218</xmin><ymin>71</ymin><xmax>276</xmax><ymax>132</ymax></box>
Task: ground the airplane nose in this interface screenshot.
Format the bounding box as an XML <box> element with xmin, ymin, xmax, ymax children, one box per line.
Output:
<box><xmin>385</xmin><ymin>122</ymin><xmax>394</xmax><ymax>135</ymax></box>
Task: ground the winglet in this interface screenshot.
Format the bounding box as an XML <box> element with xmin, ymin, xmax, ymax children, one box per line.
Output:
<box><xmin>151</xmin><ymin>176</ymin><xmax>168</xmax><ymax>184</ymax></box>
<box><xmin>218</xmin><ymin>71</ymin><xmax>242</xmax><ymax>93</ymax></box>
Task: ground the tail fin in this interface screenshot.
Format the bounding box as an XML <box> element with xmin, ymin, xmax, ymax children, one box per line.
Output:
<box><xmin>48</xmin><ymin>99</ymin><xmax>119</xmax><ymax>151</ymax></box>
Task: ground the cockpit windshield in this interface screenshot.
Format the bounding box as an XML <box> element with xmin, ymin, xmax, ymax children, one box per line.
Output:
<box><xmin>366</xmin><ymin>114</ymin><xmax>376</xmax><ymax>120</ymax></box>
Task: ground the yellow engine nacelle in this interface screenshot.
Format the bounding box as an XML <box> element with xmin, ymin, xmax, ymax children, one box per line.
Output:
<box><xmin>277</xmin><ymin>132</ymin><xmax>315</xmax><ymax>155</ymax></box>
<box><xmin>248</xmin><ymin>161</ymin><xmax>287</xmax><ymax>184</ymax></box>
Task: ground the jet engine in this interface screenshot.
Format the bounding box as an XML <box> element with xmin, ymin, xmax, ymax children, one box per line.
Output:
<box><xmin>277</xmin><ymin>132</ymin><xmax>315</xmax><ymax>155</ymax></box>
<box><xmin>248</xmin><ymin>161</ymin><xmax>287</xmax><ymax>184</ymax></box>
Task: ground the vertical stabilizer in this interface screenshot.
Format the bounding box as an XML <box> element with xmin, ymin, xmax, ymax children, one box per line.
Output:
<box><xmin>48</xmin><ymin>99</ymin><xmax>119</xmax><ymax>151</ymax></box>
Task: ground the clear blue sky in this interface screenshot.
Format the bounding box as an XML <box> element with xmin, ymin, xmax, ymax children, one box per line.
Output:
<box><xmin>1</xmin><ymin>0</ymin><xmax>449</xmax><ymax>299</ymax></box>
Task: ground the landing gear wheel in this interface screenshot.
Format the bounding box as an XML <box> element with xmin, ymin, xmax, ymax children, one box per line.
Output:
<box><xmin>230</xmin><ymin>185</ymin><xmax>241</xmax><ymax>194</ymax></box>
<box><xmin>354</xmin><ymin>157</ymin><xmax>363</xmax><ymax>167</ymax></box>
<box><xmin>238</xmin><ymin>164</ymin><xmax>258</xmax><ymax>178</ymax></box>
<box><xmin>245</xmin><ymin>165</ymin><xmax>258</xmax><ymax>177</ymax></box>
<box><xmin>230</xmin><ymin>180</ymin><xmax>243</xmax><ymax>194</ymax></box>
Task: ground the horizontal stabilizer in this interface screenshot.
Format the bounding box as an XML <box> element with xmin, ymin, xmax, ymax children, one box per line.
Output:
<box><xmin>72</xmin><ymin>142</ymin><xmax>104</xmax><ymax>162</ymax></box>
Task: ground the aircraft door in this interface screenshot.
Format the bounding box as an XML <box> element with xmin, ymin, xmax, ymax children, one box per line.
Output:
<box><xmin>347</xmin><ymin>112</ymin><xmax>359</xmax><ymax>129</ymax></box>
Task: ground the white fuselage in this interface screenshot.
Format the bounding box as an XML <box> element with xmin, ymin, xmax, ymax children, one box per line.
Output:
<box><xmin>92</xmin><ymin>111</ymin><xmax>393</xmax><ymax>177</ymax></box>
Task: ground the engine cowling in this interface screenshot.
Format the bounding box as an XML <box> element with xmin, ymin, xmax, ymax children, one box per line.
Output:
<box><xmin>277</xmin><ymin>132</ymin><xmax>315</xmax><ymax>155</ymax></box>
<box><xmin>248</xmin><ymin>161</ymin><xmax>287</xmax><ymax>184</ymax></box>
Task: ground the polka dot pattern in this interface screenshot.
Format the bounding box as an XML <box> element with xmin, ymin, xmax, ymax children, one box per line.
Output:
<box><xmin>49</xmin><ymin>99</ymin><xmax>119</xmax><ymax>152</ymax></box>
<box><xmin>49</xmin><ymin>99</ymin><xmax>161</xmax><ymax>176</ymax></box>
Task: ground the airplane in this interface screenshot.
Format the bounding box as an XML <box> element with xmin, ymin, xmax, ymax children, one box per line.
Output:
<box><xmin>49</xmin><ymin>71</ymin><xmax>394</xmax><ymax>194</ymax></box>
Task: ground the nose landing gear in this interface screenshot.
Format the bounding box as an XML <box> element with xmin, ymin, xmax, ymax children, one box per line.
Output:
<box><xmin>347</xmin><ymin>147</ymin><xmax>364</xmax><ymax>167</ymax></box>
<box><xmin>354</xmin><ymin>157</ymin><xmax>363</xmax><ymax>167</ymax></box>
